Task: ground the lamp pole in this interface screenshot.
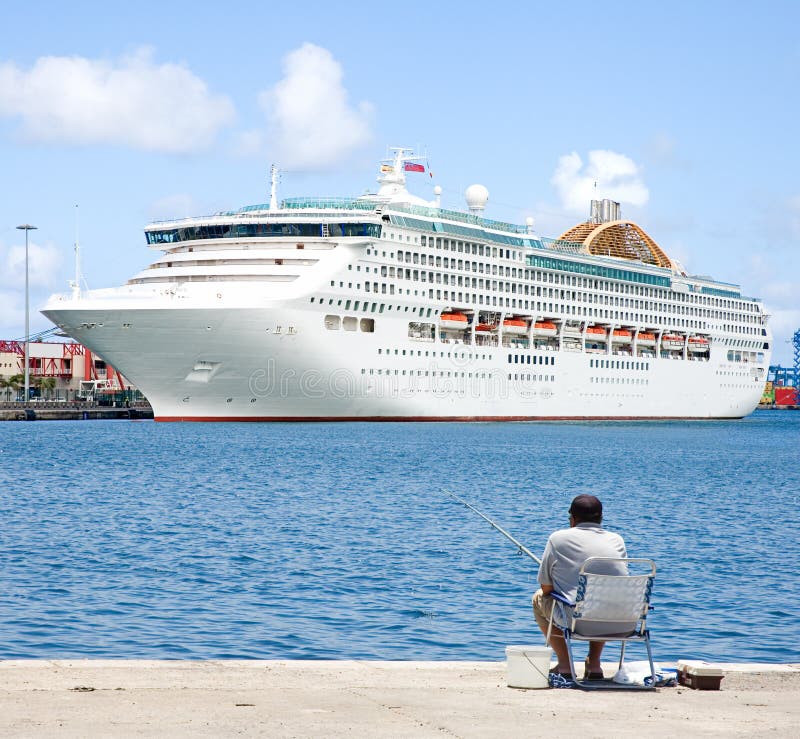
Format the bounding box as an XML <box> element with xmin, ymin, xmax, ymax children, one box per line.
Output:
<box><xmin>16</xmin><ymin>224</ymin><xmax>37</xmax><ymax>403</ymax></box>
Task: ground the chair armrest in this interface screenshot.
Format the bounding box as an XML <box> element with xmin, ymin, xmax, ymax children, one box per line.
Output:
<box><xmin>548</xmin><ymin>591</ymin><xmax>575</xmax><ymax>608</ymax></box>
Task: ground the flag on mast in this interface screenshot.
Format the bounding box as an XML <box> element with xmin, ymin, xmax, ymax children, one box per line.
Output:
<box><xmin>404</xmin><ymin>162</ymin><xmax>425</xmax><ymax>173</ymax></box>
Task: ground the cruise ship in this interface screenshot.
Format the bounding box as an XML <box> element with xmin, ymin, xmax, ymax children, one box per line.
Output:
<box><xmin>43</xmin><ymin>149</ymin><xmax>771</xmax><ymax>421</ymax></box>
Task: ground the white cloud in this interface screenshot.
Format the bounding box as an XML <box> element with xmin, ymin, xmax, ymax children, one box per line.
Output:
<box><xmin>0</xmin><ymin>48</ymin><xmax>235</xmax><ymax>153</ymax></box>
<box><xmin>742</xmin><ymin>255</ymin><xmax>799</xmax><ymax>365</ymax></box>
<box><xmin>147</xmin><ymin>194</ymin><xmax>204</xmax><ymax>222</ymax></box>
<box><xmin>0</xmin><ymin>239</ymin><xmax>65</xmax><ymax>341</ymax></box>
<box><xmin>0</xmin><ymin>290</ymin><xmax>23</xmax><ymax>335</ymax></box>
<box><xmin>1</xmin><ymin>240</ymin><xmax>63</xmax><ymax>289</ymax></box>
<box><xmin>258</xmin><ymin>43</ymin><xmax>373</xmax><ymax>170</ymax></box>
<box><xmin>763</xmin><ymin>307</ymin><xmax>800</xmax><ymax>366</ymax></box>
<box><xmin>552</xmin><ymin>150</ymin><xmax>649</xmax><ymax>213</ymax></box>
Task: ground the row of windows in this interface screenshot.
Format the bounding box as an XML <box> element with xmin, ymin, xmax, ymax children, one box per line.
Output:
<box><xmin>381</xmin><ymin>245</ymin><xmax>760</xmax><ymax>319</ymax></box>
<box><xmin>389</xmin><ymin>215</ymin><xmax>533</xmax><ymax>249</ymax></box>
<box><xmin>509</xmin><ymin>374</ymin><xmax>555</xmax><ymax>382</ymax></box>
<box><xmin>386</xmin><ymin>226</ymin><xmax>751</xmax><ymax>308</ymax></box>
<box><xmin>361</xmin><ymin>368</ymin><xmax>555</xmax><ymax>382</ymax></box>
<box><xmin>146</xmin><ymin>222</ymin><xmax>381</xmax><ymax>244</ymax></box>
<box><xmin>310</xmin><ymin>296</ymin><xmax>435</xmax><ymax>318</ymax></box>
<box><xmin>382</xmin><ymin>249</ymin><xmax>759</xmax><ymax>324</ymax></box>
<box><xmin>317</xmin><ymin>284</ymin><xmax>766</xmax><ymax>355</ymax></box>
<box><xmin>726</xmin><ymin>350</ymin><xmax>765</xmax><ymax>363</ymax></box>
<box><xmin>528</xmin><ymin>255</ymin><xmax>670</xmax><ymax>288</ymax></box>
<box><xmin>589</xmin><ymin>359</ymin><xmax>651</xmax><ymax>371</ymax></box>
<box><xmin>590</xmin><ymin>377</ymin><xmax>650</xmax><ymax>385</ymax></box>
<box><xmin>333</xmin><ymin>278</ymin><xmax>757</xmax><ymax>336</ymax></box>
<box><xmin>323</xmin><ymin>315</ymin><xmax>375</xmax><ymax>333</ymax></box>
<box><xmin>508</xmin><ymin>354</ymin><xmax>555</xmax><ymax>366</ymax></box>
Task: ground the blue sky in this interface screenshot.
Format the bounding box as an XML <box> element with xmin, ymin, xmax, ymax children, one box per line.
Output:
<box><xmin>1</xmin><ymin>0</ymin><xmax>798</xmax><ymax>364</ymax></box>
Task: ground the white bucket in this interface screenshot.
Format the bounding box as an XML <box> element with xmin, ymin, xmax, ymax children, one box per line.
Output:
<box><xmin>505</xmin><ymin>645</ymin><xmax>553</xmax><ymax>689</ymax></box>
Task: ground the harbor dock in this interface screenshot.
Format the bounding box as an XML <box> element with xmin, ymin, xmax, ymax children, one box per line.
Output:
<box><xmin>0</xmin><ymin>402</ymin><xmax>153</xmax><ymax>421</ymax></box>
<box><xmin>0</xmin><ymin>660</ymin><xmax>797</xmax><ymax>736</ymax></box>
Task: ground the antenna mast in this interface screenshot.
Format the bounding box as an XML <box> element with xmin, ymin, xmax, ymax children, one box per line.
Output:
<box><xmin>269</xmin><ymin>164</ymin><xmax>279</xmax><ymax>211</ymax></box>
<box><xmin>70</xmin><ymin>204</ymin><xmax>81</xmax><ymax>298</ymax></box>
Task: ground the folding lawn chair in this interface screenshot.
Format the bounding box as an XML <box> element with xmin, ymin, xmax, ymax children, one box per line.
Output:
<box><xmin>547</xmin><ymin>557</ymin><xmax>657</xmax><ymax>691</ymax></box>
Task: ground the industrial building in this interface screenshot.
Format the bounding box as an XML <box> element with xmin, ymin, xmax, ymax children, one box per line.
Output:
<box><xmin>0</xmin><ymin>338</ymin><xmax>143</xmax><ymax>402</ymax></box>
<box><xmin>762</xmin><ymin>328</ymin><xmax>800</xmax><ymax>407</ymax></box>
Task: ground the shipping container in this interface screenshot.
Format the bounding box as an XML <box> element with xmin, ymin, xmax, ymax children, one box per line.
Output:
<box><xmin>774</xmin><ymin>387</ymin><xmax>798</xmax><ymax>406</ymax></box>
<box><xmin>760</xmin><ymin>388</ymin><xmax>775</xmax><ymax>405</ymax></box>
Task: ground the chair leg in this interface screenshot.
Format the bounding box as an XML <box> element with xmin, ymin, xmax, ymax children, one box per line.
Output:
<box><xmin>644</xmin><ymin>631</ymin><xmax>656</xmax><ymax>684</ymax></box>
<box><xmin>563</xmin><ymin>631</ymin><xmax>579</xmax><ymax>682</ymax></box>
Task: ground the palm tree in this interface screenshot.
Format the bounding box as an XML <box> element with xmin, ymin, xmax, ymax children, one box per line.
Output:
<box><xmin>5</xmin><ymin>374</ymin><xmax>24</xmax><ymax>401</ymax></box>
<box><xmin>36</xmin><ymin>376</ymin><xmax>56</xmax><ymax>400</ymax></box>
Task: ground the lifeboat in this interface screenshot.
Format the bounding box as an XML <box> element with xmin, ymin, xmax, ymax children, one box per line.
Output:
<box><xmin>611</xmin><ymin>329</ymin><xmax>633</xmax><ymax>343</ymax></box>
<box><xmin>475</xmin><ymin>323</ymin><xmax>495</xmax><ymax>332</ymax></box>
<box><xmin>532</xmin><ymin>321</ymin><xmax>557</xmax><ymax>337</ymax></box>
<box><xmin>439</xmin><ymin>312</ymin><xmax>469</xmax><ymax>330</ymax></box>
<box><xmin>586</xmin><ymin>325</ymin><xmax>607</xmax><ymax>340</ymax></box>
<box><xmin>662</xmin><ymin>334</ymin><xmax>685</xmax><ymax>351</ymax></box>
<box><xmin>637</xmin><ymin>332</ymin><xmax>656</xmax><ymax>346</ymax></box>
<box><xmin>688</xmin><ymin>335</ymin><xmax>710</xmax><ymax>352</ymax></box>
<box><xmin>502</xmin><ymin>318</ymin><xmax>529</xmax><ymax>336</ymax></box>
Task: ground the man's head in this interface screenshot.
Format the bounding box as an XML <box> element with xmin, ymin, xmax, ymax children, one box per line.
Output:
<box><xmin>569</xmin><ymin>494</ymin><xmax>603</xmax><ymax>524</ymax></box>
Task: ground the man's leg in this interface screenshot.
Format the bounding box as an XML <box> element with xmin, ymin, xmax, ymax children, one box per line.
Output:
<box><xmin>532</xmin><ymin>590</ymin><xmax>571</xmax><ymax>674</ymax></box>
<box><xmin>587</xmin><ymin>641</ymin><xmax>605</xmax><ymax>674</ymax></box>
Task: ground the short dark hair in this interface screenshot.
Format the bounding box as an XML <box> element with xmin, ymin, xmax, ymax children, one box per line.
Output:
<box><xmin>569</xmin><ymin>494</ymin><xmax>603</xmax><ymax>523</ymax></box>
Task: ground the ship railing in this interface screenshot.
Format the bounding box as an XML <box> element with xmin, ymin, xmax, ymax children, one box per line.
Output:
<box><xmin>281</xmin><ymin>198</ymin><xmax>533</xmax><ymax>235</ymax></box>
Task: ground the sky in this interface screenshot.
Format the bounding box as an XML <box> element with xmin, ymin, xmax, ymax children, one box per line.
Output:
<box><xmin>0</xmin><ymin>0</ymin><xmax>798</xmax><ymax>365</ymax></box>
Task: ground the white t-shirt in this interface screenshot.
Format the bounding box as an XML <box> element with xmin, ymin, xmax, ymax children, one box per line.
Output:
<box><xmin>537</xmin><ymin>522</ymin><xmax>627</xmax><ymax>601</ymax></box>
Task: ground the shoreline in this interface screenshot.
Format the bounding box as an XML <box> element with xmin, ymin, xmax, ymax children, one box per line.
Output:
<box><xmin>0</xmin><ymin>405</ymin><xmax>153</xmax><ymax>421</ymax></box>
<box><xmin>1</xmin><ymin>659</ymin><xmax>798</xmax><ymax>736</ymax></box>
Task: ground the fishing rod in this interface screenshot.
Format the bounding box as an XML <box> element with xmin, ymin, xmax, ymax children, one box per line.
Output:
<box><xmin>443</xmin><ymin>489</ymin><xmax>541</xmax><ymax>566</ymax></box>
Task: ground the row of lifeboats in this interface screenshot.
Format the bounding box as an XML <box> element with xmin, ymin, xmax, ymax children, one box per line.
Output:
<box><xmin>439</xmin><ymin>313</ymin><xmax>710</xmax><ymax>352</ymax></box>
<box><xmin>440</xmin><ymin>313</ymin><xmax>556</xmax><ymax>336</ymax></box>
<box><xmin>576</xmin><ymin>325</ymin><xmax>710</xmax><ymax>353</ymax></box>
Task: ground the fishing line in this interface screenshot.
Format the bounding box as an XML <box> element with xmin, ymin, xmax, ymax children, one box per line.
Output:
<box><xmin>442</xmin><ymin>489</ymin><xmax>541</xmax><ymax>566</ymax></box>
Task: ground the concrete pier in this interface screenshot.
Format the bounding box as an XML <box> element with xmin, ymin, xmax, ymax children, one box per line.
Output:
<box><xmin>0</xmin><ymin>404</ymin><xmax>153</xmax><ymax>421</ymax></box>
<box><xmin>0</xmin><ymin>660</ymin><xmax>797</xmax><ymax>737</ymax></box>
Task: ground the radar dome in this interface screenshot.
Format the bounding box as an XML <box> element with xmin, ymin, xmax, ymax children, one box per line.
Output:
<box><xmin>465</xmin><ymin>184</ymin><xmax>489</xmax><ymax>214</ymax></box>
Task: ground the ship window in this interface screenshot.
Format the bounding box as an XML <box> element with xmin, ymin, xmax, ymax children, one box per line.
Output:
<box><xmin>343</xmin><ymin>316</ymin><xmax>358</xmax><ymax>331</ymax></box>
<box><xmin>324</xmin><ymin>315</ymin><xmax>340</xmax><ymax>330</ymax></box>
<box><xmin>360</xmin><ymin>318</ymin><xmax>375</xmax><ymax>332</ymax></box>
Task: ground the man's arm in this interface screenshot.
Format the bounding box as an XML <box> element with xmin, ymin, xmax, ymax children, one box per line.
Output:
<box><xmin>537</xmin><ymin>538</ymin><xmax>555</xmax><ymax>595</ymax></box>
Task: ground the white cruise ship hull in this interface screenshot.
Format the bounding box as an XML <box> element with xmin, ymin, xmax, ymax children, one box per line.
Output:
<box><xmin>42</xmin><ymin>151</ymin><xmax>771</xmax><ymax>421</ymax></box>
<box><xmin>43</xmin><ymin>298</ymin><xmax>765</xmax><ymax>421</ymax></box>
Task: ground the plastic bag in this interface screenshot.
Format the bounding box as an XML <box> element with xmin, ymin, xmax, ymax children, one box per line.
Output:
<box><xmin>612</xmin><ymin>660</ymin><xmax>660</xmax><ymax>685</ymax></box>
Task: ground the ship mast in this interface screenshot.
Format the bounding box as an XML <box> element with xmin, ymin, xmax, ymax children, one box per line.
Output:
<box><xmin>269</xmin><ymin>164</ymin><xmax>279</xmax><ymax>211</ymax></box>
<box><xmin>70</xmin><ymin>204</ymin><xmax>82</xmax><ymax>298</ymax></box>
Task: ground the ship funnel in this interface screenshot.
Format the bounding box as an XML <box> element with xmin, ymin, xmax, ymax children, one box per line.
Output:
<box><xmin>590</xmin><ymin>199</ymin><xmax>620</xmax><ymax>224</ymax></box>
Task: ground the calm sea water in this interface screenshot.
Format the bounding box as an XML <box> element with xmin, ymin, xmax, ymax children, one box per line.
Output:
<box><xmin>1</xmin><ymin>411</ymin><xmax>798</xmax><ymax>663</ymax></box>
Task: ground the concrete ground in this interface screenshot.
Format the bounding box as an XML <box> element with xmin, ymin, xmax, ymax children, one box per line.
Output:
<box><xmin>0</xmin><ymin>660</ymin><xmax>797</xmax><ymax>737</ymax></box>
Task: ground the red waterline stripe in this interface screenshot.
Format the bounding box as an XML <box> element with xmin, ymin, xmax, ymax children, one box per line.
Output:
<box><xmin>155</xmin><ymin>415</ymin><xmax>739</xmax><ymax>423</ymax></box>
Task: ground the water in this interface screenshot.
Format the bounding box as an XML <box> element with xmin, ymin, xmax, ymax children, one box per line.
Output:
<box><xmin>0</xmin><ymin>411</ymin><xmax>798</xmax><ymax>663</ymax></box>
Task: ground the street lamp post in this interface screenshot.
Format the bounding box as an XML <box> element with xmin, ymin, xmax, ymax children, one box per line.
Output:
<box><xmin>16</xmin><ymin>224</ymin><xmax>37</xmax><ymax>403</ymax></box>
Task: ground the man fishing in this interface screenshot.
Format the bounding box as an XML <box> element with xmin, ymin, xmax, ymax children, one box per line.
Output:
<box><xmin>532</xmin><ymin>494</ymin><xmax>627</xmax><ymax>681</ymax></box>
